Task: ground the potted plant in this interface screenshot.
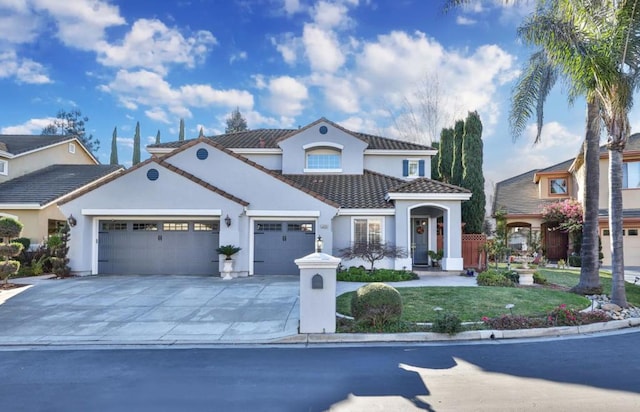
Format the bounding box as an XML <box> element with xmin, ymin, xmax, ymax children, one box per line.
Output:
<box><xmin>428</xmin><ymin>249</ymin><xmax>444</xmax><ymax>267</ymax></box>
<box><xmin>216</xmin><ymin>244</ymin><xmax>241</xmax><ymax>279</ymax></box>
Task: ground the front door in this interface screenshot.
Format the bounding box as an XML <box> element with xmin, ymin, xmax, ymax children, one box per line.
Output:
<box><xmin>412</xmin><ymin>218</ymin><xmax>429</xmax><ymax>265</ymax></box>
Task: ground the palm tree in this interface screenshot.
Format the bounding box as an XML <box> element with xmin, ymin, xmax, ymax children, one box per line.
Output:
<box><xmin>510</xmin><ymin>49</ymin><xmax>603</xmax><ymax>296</ymax></box>
<box><xmin>520</xmin><ymin>0</ymin><xmax>640</xmax><ymax>307</ymax></box>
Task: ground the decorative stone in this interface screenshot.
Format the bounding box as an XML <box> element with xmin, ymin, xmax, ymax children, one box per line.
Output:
<box><xmin>601</xmin><ymin>303</ymin><xmax>622</xmax><ymax>312</ymax></box>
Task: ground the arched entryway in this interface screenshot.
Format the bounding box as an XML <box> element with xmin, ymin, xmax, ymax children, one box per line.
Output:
<box><xmin>409</xmin><ymin>205</ymin><xmax>446</xmax><ymax>268</ymax></box>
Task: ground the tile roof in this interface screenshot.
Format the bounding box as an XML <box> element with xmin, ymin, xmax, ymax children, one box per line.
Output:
<box><xmin>0</xmin><ymin>135</ymin><xmax>75</xmax><ymax>156</ymax></box>
<box><xmin>599</xmin><ymin>208</ymin><xmax>640</xmax><ymax>218</ymax></box>
<box><xmin>282</xmin><ymin>171</ymin><xmax>403</xmax><ymax>209</ymax></box>
<box><xmin>147</xmin><ymin>121</ymin><xmax>434</xmax><ymax>151</ymax></box>
<box><xmin>599</xmin><ymin>133</ymin><xmax>640</xmax><ymax>153</ymax></box>
<box><xmin>0</xmin><ymin>164</ymin><xmax>122</xmax><ymax>206</ymax></box>
<box><xmin>493</xmin><ymin>158</ymin><xmax>574</xmax><ymax>216</ymax></box>
<box><xmin>388</xmin><ymin>178</ymin><xmax>471</xmax><ymax>194</ymax></box>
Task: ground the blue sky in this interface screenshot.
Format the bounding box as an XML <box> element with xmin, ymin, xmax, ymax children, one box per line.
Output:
<box><xmin>1</xmin><ymin>0</ymin><xmax>630</xmax><ymax>197</ymax></box>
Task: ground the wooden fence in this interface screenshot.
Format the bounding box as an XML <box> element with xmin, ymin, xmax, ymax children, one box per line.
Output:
<box><xmin>437</xmin><ymin>234</ymin><xmax>487</xmax><ymax>270</ymax></box>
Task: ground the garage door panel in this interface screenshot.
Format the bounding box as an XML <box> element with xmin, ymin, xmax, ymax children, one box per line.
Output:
<box><xmin>98</xmin><ymin>220</ymin><xmax>219</xmax><ymax>275</ymax></box>
<box><xmin>254</xmin><ymin>221</ymin><xmax>315</xmax><ymax>275</ymax></box>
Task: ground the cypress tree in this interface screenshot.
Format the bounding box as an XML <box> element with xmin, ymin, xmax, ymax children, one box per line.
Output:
<box><xmin>461</xmin><ymin>111</ymin><xmax>486</xmax><ymax>234</ymax></box>
<box><xmin>430</xmin><ymin>141</ymin><xmax>440</xmax><ymax>180</ymax></box>
<box><xmin>132</xmin><ymin>122</ymin><xmax>141</xmax><ymax>165</ymax></box>
<box><xmin>155</xmin><ymin>130</ymin><xmax>161</xmax><ymax>144</ymax></box>
<box><xmin>199</xmin><ymin>127</ymin><xmax>205</xmax><ymax>138</ymax></box>
<box><xmin>225</xmin><ymin>107</ymin><xmax>248</xmax><ymax>133</ymax></box>
<box><xmin>110</xmin><ymin>127</ymin><xmax>118</xmax><ymax>165</ymax></box>
<box><xmin>179</xmin><ymin>118</ymin><xmax>185</xmax><ymax>141</ymax></box>
<box><xmin>451</xmin><ymin>120</ymin><xmax>464</xmax><ymax>186</ymax></box>
<box><xmin>437</xmin><ymin>128</ymin><xmax>453</xmax><ymax>184</ymax></box>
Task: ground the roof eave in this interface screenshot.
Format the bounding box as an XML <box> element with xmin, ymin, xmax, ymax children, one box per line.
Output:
<box><xmin>364</xmin><ymin>149</ymin><xmax>438</xmax><ymax>156</ymax></box>
<box><xmin>385</xmin><ymin>193</ymin><xmax>472</xmax><ymax>201</ymax></box>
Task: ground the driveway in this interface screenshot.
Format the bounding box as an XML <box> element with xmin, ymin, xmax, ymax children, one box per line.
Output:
<box><xmin>0</xmin><ymin>275</ymin><xmax>300</xmax><ymax>345</ymax></box>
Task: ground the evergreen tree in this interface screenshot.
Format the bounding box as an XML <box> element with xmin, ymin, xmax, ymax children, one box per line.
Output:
<box><xmin>437</xmin><ymin>128</ymin><xmax>453</xmax><ymax>183</ymax></box>
<box><xmin>132</xmin><ymin>122</ymin><xmax>141</xmax><ymax>166</ymax></box>
<box><xmin>110</xmin><ymin>127</ymin><xmax>118</xmax><ymax>165</ymax></box>
<box><xmin>430</xmin><ymin>141</ymin><xmax>440</xmax><ymax>180</ymax></box>
<box><xmin>225</xmin><ymin>107</ymin><xmax>248</xmax><ymax>133</ymax></box>
<box><xmin>199</xmin><ymin>127</ymin><xmax>205</xmax><ymax>138</ymax></box>
<box><xmin>179</xmin><ymin>118</ymin><xmax>185</xmax><ymax>141</ymax></box>
<box><xmin>461</xmin><ymin>111</ymin><xmax>486</xmax><ymax>234</ymax></box>
<box><xmin>451</xmin><ymin>119</ymin><xmax>464</xmax><ymax>186</ymax></box>
<box><xmin>42</xmin><ymin>109</ymin><xmax>99</xmax><ymax>153</ymax></box>
<box><xmin>155</xmin><ymin>130</ymin><xmax>161</xmax><ymax>145</ymax></box>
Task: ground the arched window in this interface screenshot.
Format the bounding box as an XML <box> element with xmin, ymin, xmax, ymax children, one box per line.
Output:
<box><xmin>304</xmin><ymin>143</ymin><xmax>342</xmax><ymax>172</ymax></box>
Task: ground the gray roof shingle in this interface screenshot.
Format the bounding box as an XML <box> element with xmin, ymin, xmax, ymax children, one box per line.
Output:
<box><xmin>0</xmin><ymin>135</ymin><xmax>75</xmax><ymax>156</ymax></box>
<box><xmin>0</xmin><ymin>164</ymin><xmax>122</xmax><ymax>205</ymax></box>
<box><xmin>388</xmin><ymin>178</ymin><xmax>471</xmax><ymax>194</ymax></box>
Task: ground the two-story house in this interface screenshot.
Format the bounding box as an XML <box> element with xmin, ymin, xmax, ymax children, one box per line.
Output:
<box><xmin>493</xmin><ymin>133</ymin><xmax>640</xmax><ymax>266</ymax></box>
<box><xmin>59</xmin><ymin>118</ymin><xmax>471</xmax><ymax>276</ymax></box>
<box><xmin>0</xmin><ymin>135</ymin><xmax>123</xmax><ymax>244</ymax></box>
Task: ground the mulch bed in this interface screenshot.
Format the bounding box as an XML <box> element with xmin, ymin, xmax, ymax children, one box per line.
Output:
<box><xmin>0</xmin><ymin>283</ymin><xmax>28</xmax><ymax>291</ymax></box>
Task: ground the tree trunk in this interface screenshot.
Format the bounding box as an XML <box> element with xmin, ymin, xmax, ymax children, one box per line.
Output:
<box><xmin>609</xmin><ymin>148</ymin><xmax>627</xmax><ymax>307</ymax></box>
<box><xmin>572</xmin><ymin>100</ymin><xmax>602</xmax><ymax>294</ymax></box>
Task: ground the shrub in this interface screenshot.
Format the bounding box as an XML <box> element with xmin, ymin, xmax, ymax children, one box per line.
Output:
<box><xmin>568</xmin><ymin>255</ymin><xmax>581</xmax><ymax>267</ymax></box>
<box><xmin>337</xmin><ymin>267</ymin><xmax>418</xmax><ymax>282</ymax></box>
<box><xmin>0</xmin><ymin>217</ymin><xmax>23</xmax><ymax>285</ymax></box>
<box><xmin>351</xmin><ymin>283</ymin><xmax>403</xmax><ymax>326</ymax></box>
<box><xmin>216</xmin><ymin>244</ymin><xmax>241</xmax><ymax>259</ymax></box>
<box><xmin>482</xmin><ymin>314</ymin><xmax>546</xmax><ymax>330</ymax></box>
<box><xmin>482</xmin><ymin>305</ymin><xmax>611</xmax><ymax>330</ymax></box>
<box><xmin>533</xmin><ymin>272</ymin><xmax>548</xmax><ymax>285</ymax></box>
<box><xmin>476</xmin><ymin>270</ymin><xmax>515</xmax><ymax>287</ymax></box>
<box><xmin>503</xmin><ymin>270</ymin><xmax>520</xmax><ymax>284</ymax></box>
<box><xmin>432</xmin><ymin>312</ymin><xmax>462</xmax><ymax>335</ymax></box>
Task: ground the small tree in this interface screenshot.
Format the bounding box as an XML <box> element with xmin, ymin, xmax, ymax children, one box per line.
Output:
<box><xmin>155</xmin><ymin>130</ymin><xmax>161</xmax><ymax>145</ymax></box>
<box><xmin>49</xmin><ymin>224</ymin><xmax>71</xmax><ymax>277</ymax></box>
<box><xmin>110</xmin><ymin>127</ymin><xmax>118</xmax><ymax>165</ymax></box>
<box><xmin>225</xmin><ymin>107</ymin><xmax>248</xmax><ymax>133</ymax></box>
<box><xmin>179</xmin><ymin>118</ymin><xmax>185</xmax><ymax>141</ymax></box>
<box><xmin>42</xmin><ymin>109</ymin><xmax>99</xmax><ymax>153</ymax></box>
<box><xmin>0</xmin><ymin>217</ymin><xmax>24</xmax><ymax>285</ymax></box>
<box><xmin>339</xmin><ymin>242</ymin><xmax>407</xmax><ymax>271</ymax></box>
<box><xmin>132</xmin><ymin>122</ymin><xmax>141</xmax><ymax>166</ymax></box>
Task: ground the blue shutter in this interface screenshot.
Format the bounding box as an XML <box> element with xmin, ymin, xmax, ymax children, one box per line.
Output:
<box><xmin>402</xmin><ymin>159</ymin><xmax>409</xmax><ymax>176</ymax></box>
<box><xmin>418</xmin><ymin>160</ymin><xmax>425</xmax><ymax>177</ymax></box>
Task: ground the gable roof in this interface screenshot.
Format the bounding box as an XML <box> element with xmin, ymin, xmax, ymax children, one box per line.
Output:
<box><xmin>0</xmin><ymin>134</ymin><xmax>98</xmax><ymax>164</ymax></box>
<box><xmin>147</xmin><ymin>118</ymin><xmax>434</xmax><ymax>152</ymax></box>
<box><xmin>493</xmin><ymin>158</ymin><xmax>574</xmax><ymax>216</ymax></box>
<box><xmin>58</xmin><ymin>156</ymin><xmax>250</xmax><ymax>206</ymax></box>
<box><xmin>0</xmin><ymin>164</ymin><xmax>122</xmax><ymax>207</ymax></box>
<box><xmin>388</xmin><ymin>178</ymin><xmax>472</xmax><ymax>194</ymax></box>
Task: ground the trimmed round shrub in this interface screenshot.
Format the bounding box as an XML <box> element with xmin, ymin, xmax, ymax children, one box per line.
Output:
<box><xmin>476</xmin><ymin>270</ymin><xmax>515</xmax><ymax>287</ymax></box>
<box><xmin>432</xmin><ymin>312</ymin><xmax>463</xmax><ymax>335</ymax></box>
<box><xmin>351</xmin><ymin>283</ymin><xmax>403</xmax><ymax>326</ymax></box>
<box><xmin>0</xmin><ymin>217</ymin><xmax>23</xmax><ymax>239</ymax></box>
<box><xmin>13</xmin><ymin>237</ymin><xmax>30</xmax><ymax>251</ymax></box>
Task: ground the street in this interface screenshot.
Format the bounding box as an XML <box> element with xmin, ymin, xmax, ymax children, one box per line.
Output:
<box><xmin>1</xmin><ymin>331</ymin><xmax>639</xmax><ymax>411</ymax></box>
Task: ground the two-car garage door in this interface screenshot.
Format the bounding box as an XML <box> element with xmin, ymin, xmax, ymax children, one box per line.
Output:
<box><xmin>98</xmin><ymin>220</ymin><xmax>220</xmax><ymax>275</ymax></box>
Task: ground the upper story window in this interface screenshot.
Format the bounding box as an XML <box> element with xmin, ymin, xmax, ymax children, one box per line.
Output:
<box><xmin>402</xmin><ymin>159</ymin><xmax>425</xmax><ymax>178</ymax></box>
<box><xmin>304</xmin><ymin>144</ymin><xmax>342</xmax><ymax>172</ymax></box>
<box><xmin>549</xmin><ymin>178</ymin><xmax>568</xmax><ymax>195</ymax></box>
<box><xmin>623</xmin><ymin>161</ymin><xmax>640</xmax><ymax>188</ymax></box>
<box><xmin>68</xmin><ymin>143</ymin><xmax>76</xmax><ymax>154</ymax></box>
<box><xmin>0</xmin><ymin>159</ymin><xmax>7</xmax><ymax>176</ymax></box>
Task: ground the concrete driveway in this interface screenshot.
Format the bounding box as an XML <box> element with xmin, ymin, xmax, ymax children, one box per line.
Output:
<box><xmin>0</xmin><ymin>275</ymin><xmax>300</xmax><ymax>345</ymax></box>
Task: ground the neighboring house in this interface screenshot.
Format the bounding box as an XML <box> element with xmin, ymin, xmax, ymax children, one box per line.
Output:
<box><xmin>0</xmin><ymin>135</ymin><xmax>123</xmax><ymax>244</ymax></box>
<box><xmin>59</xmin><ymin>118</ymin><xmax>471</xmax><ymax>276</ymax></box>
<box><xmin>494</xmin><ymin>133</ymin><xmax>640</xmax><ymax>266</ymax></box>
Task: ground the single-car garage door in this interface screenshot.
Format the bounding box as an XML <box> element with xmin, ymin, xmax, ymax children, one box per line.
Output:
<box><xmin>98</xmin><ymin>220</ymin><xmax>220</xmax><ymax>275</ymax></box>
<box><xmin>254</xmin><ymin>221</ymin><xmax>315</xmax><ymax>275</ymax></box>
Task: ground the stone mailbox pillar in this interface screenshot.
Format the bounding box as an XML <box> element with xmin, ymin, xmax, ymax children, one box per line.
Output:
<box><xmin>295</xmin><ymin>252</ymin><xmax>341</xmax><ymax>334</ymax></box>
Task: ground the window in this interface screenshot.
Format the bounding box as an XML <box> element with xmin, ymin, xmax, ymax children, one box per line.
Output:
<box><xmin>0</xmin><ymin>159</ymin><xmax>6</xmax><ymax>176</ymax></box>
<box><xmin>603</xmin><ymin>229</ymin><xmax>610</xmax><ymax>236</ymax></box>
<box><xmin>162</xmin><ymin>222</ymin><xmax>188</xmax><ymax>231</ymax></box>
<box><xmin>306</xmin><ymin>148</ymin><xmax>341</xmax><ymax>171</ymax></box>
<box><xmin>549</xmin><ymin>178</ymin><xmax>568</xmax><ymax>194</ymax></box>
<box><xmin>256</xmin><ymin>223</ymin><xmax>282</xmax><ymax>232</ymax></box>
<box><xmin>133</xmin><ymin>223</ymin><xmax>158</xmax><ymax>231</ymax></box>
<box><xmin>623</xmin><ymin>161</ymin><xmax>640</xmax><ymax>188</ymax></box>
<box><xmin>288</xmin><ymin>223</ymin><xmax>314</xmax><ymax>232</ymax></box>
<box><xmin>194</xmin><ymin>222</ymin><xmax>219</xmax><ymax>231</ymax></box>
<box><xmin>402</xmin><ymin>159</ymin><xmax>425</xmax><ymax>177</ymax></box>
<box><xmin>101</xmin><ymin>222</ymin><xmax>127</xmax><ymax>231</ymax></box>
<box><xmin>48</xmin><ymin>219</ymin><xmax>66</xmax><ymax>236</ymax></box>
<box><xmin>68</xmin><ymin>143</ymin><xmax>76</xmax><ymax>154</ymax></box>
<box><xmin>353</xmin><ymin>218</ymin><xmax>383</xmax><ymax>246</ymax></box>
<box><xmin>628</xmin><ymin>229</ymin><xmax>639</xmax><ymax>236</ymax></box>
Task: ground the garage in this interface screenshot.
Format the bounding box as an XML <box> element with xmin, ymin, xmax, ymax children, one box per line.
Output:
<box><xmin>98</xmin><ymin>220</ymin><xmax>220</xmax><ymax>275</ymax></box>
<box><xmin>254</xmin><ymin>221</ymin><xmax>316</xmax><ymax>275</ymax></box>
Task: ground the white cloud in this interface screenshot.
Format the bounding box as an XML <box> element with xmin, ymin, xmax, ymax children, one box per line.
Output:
<box><xmin>283</xmin><ymin>0</ymin><xmax>302</xmax><ymax>15</ymax></box>
<box><xmin>311</xmin><ymin>1</ymin><xmax>351</xmax><ymax>30</ymax></box>
<box><xmin>116</xmin><ymin>137</ymin><xmax>134</xmax><ymax>148</ymax></box>
<box><xmin>0</xmin><ymin>51</ymin><xmax>51</xmax><ymax>84</ymax></box>
<box><xmin>271</xmin><ymin>33</ymin><xmax>300</xmax><ymax>65</ymax></box>
<box><xmin>0</xmin><ymin>2</ymin><xmax>41</xmax><ymax>44</ymax></box>
<box><xmin>263</xmin><ymin>75</ymin><xmax>308</xmax><ymax>117</ymax></box>
<box><xmin>230</xmin><ymin>51</ymin><xmax>247</xmax><ymax>64</ymax></box>
<box><xmin>145</xmin><ymin>107</ymin><xmax>171</xmax><ymax>124</ymax></box>
<box><xmin>309</xmin><ymin>73</ymin><xmax>359</xmax><ymax>113</ymax></box>
<box><xmin>1</xmin><ymin>117</ymin><xmax>56</xmax><ymax>134</ymax></box>
<box><xmin>456</xmin><ymin>16</ymin><xmax>476</xmax><ymax>25</ymax></box>
<box><xmin>100</xmin><ymin>69</ymin><xmax>254</xmax><ymax>121</ymax></box>
<box><xmin>302</xmin><ymin>24</ymin><xmax>345</xmax><ymax>73</ymax></box>
<box><xmin>96</xmin><ymin>19</ymin><xmax>216</xmax><ymax>75</ymax></box>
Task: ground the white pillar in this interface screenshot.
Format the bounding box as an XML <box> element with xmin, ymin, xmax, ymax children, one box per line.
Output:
<box><xmin>295</xmin><ymin>252</ymin><xmax>341</xmax><ymax>334</ymax></box>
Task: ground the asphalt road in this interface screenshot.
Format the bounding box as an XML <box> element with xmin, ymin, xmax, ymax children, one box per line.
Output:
<box><xmin>1</xmin><ymin>331</ymin><xmax>639</xmax><ymax>411</ymax></box>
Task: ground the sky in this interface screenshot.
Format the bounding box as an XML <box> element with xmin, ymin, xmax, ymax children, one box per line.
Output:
<box><xmin>2</xmin><ymin>0</ymin><xmax>637</xmax><ymax>203</ymax></box>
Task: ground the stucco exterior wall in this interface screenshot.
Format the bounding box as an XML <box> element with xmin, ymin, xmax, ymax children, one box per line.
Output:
<box><xmin>364</xmin><ymin>155</ymin><xmax>431</xmax><ymax>179</ymax></box>
<box><xmin>0</xmin><ymin>206</ymin><xmax>65</xmax><ymax>244</ymax></box>
<box><xmin>278</xmin><ymin>122</ymin><xmax>368</xmax><ymax>174</ymax></box>
<box><xmin>236</xmin><ymin>153</ymin><xmax>282</xmax><ymax>170</ymax></box>
<box><xmin>597</xmin><ymin>157</ymin><xmax>640</xmax><ymax>209</ymax></box>
<box><xmin>0</xmin><ymin>141</ymin><xmax>95</xmax><ymax>183</ymax></box>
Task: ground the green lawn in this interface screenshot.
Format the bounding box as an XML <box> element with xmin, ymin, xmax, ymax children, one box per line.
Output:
<box><xmin>336</xmin><ymin>269</ymin><xmax>640</xmax><ymax>323</ymax></box>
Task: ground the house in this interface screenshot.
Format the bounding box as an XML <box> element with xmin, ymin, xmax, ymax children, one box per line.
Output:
<box><xmin>59</xmin><ymin>118</ymin><xmax>471</xmax><ymax>276</ymax></box>
<box><xmin>0</xmin><ymin>135</ymin><xmax>123</xmax><ymax>244</ymax></box>
<box><xmin>493</xmin><ymin>133</ymin><xmax>640</xmax><ymax>266</ymax></box>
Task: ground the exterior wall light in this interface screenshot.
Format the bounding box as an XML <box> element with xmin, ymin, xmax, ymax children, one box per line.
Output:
<box><xmin>316</xmin><ymin>236</ymin><xmax>323</xmax><ymax>253</ymax></box>
<box><xmin>225</xmin><ymin>215</ymin><xmax>231</xmax><ymax>228</ymax></box>
<box><xmin>67</xmin><ymin>215</ymin><xmax>77</xmax><ymax>227</ymax></box>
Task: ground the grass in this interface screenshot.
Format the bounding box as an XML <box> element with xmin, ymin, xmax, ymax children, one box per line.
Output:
<box><xmin>336</xmin><ymin>269</ymin><xmax>640</xmax><ymax>323</ymax></box>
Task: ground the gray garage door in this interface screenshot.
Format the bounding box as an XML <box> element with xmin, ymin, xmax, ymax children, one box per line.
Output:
<box><xmin>98</xmin><ymin>220</ymin><xmax>220</xmax><ymax>275</ymax></box>
<box><xmin>254</xmin><ymin>221</ymin><xmax>315</xmax><ymax>275</ymax></box>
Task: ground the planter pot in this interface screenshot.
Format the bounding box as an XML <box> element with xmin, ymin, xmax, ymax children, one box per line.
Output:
<box><xmin>222</xmin><ymin>259</ymin><xmax>234</xmax><ymax>280</ymax></box>
<box><xmin>516</xmin><ymin>269</ymin><xmax>534</xmax><ymax>286</ymax></box>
